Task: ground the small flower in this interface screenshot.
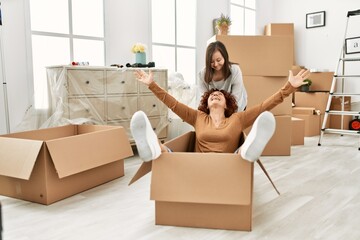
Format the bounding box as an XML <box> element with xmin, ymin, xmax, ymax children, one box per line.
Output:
<box><xmin>131</xmin><ymin>43</ymin><xmax>146</xmax><ymax>53</ymax></box>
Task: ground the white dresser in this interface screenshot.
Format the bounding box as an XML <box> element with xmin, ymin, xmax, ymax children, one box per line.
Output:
<box><xmin>46</xmin><ymin>65</ymin><xmax>168</xmax><ymax>142</ymax></box>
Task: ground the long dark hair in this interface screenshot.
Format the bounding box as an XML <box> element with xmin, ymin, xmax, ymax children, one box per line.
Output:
<box><xmin>204</xmin><ymin>41</ymin><xmax>233</xmax><ymax>84</ymax></box>
<box><xmin>198</xmin><ymin>89</ymin><xmax>238</xmax><ymax>117</ymax></box>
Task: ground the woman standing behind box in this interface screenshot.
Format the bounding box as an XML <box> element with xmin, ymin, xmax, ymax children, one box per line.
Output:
<box><xmin>198</xmin><ymin>41</ymin><xmax>248</xmax><ymax>111</ymax></box>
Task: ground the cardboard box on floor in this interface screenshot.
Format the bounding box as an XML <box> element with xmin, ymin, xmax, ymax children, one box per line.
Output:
<box><xmin>243</xmin><ymin>76</ymin><xmax>292</xmax><ymax>115</ymax></box>
<box><xmin>292</xmin><ymin>107</ymin><xmax>329</xmax><ymax>137</ymax></box>
<box><xmin>291</xmin><ymin>117</ymin><xmax>305</xmax><ymax>145</ymax></box>
<box><xmin>209</xmin><ymin>35</ymin><xmax>294</xmax><ymax>76</ymax></box>
<box><xmin>245</xmin><ymin>115</ymin><xmax>292</xmax><ymax>156</ymax></box>
<box><xmin>0</xmin><ymin>125</ymin><xmax>133</xmax><ymax>205</ymax></box>
<box><xmin>129</xmin><ymin>131</ymin><xmax>279</xmax><ymax>231</ymax></box>
<box><xmin>330</xmin><ymin>96</ymin><xmax>352</xmax><ymax>130</ymax></box>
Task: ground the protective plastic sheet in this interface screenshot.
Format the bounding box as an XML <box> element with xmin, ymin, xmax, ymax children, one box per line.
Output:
<box><xmin>15</xmin><ymin>66</ymin><xmax>197</xmax><ymax>142</ymax></box>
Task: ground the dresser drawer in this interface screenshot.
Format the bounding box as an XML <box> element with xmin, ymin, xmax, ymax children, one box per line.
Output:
<box><xmin>150</xmin><ymin>116</ymin><xmax>168</xmax><ymax>139</ymax></box>
<box><xmin>68</xmin><ymin>97</ymin><xmax>105</xmax><ymax>121</ymax></box>
<box><xmin>106</xmin><ymin>70</ymin><xmax>138</xmax><ymax>94</ymax></box>
<box><xmin>67</xmin><ymin>70</ymin><xmax>105</xmax><ymax>95</ymax></box>
<box><xmin>107</xmin><ymin>96</ymin><xmax>138</xmax><ymax>120</ymax></box>
<box><xmin>138</xmin><ymin>95</ymin><xmax>167</xmax><ymax>117</ymax></box>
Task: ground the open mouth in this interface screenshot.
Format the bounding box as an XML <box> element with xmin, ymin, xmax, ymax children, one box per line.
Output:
<box><xmin>210</xmin><ymin>97</ymin><xmax>221</xmax><ymax>101</ymax></box>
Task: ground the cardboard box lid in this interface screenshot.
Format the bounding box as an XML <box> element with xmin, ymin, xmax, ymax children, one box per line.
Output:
<box><xmin>0</xmin><ymin>137</ymin><xmax>43</xmax><ymax>179</ymax></box>
<box><xmin>150</xmin><ymin>153</ymin><xmax>253</xmax><ymax>206</ymax></box>
<box><xmin>46</xmin><ymin>126</ymin><xmax>133</xmax><ymax>178</ymax></box>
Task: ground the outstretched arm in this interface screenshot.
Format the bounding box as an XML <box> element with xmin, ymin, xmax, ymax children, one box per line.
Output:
<box><xmin>134</xmin><ymin>69</ymin><xmax>198</xmax><ymax>125</ymax></box>
<box><xmin>240</xmin><ymin>69</ymin><xmax>311</xmax><ymax>129</ymax></box>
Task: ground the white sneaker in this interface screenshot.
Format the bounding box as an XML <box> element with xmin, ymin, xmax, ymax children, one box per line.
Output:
<box><xmin>130</xmin><ymin>111</ymin><xmax>161</xmax><ymax>162</ymax></box>
<box><xmin>241</xmin><ymin>111</ymin><xmax>276</xmax><ymax>162</ymax></box>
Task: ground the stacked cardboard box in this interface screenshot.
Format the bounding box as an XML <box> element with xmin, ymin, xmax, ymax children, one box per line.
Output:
<box><xmin>0</xmin><ymin>125</ymin><xmax>133</xmax><ymax>205</ymax></box>
<box><xmin>264</xmin><ymin>23</ymin><xmax>295</xmax><ymax>64</ymax></box>
<box><xmin>212</xmin><ymin>25</ymin><xmax>294</xmax><ymax>155</ymax></box>
<box><xmin>330</xmin><ymin>96</ymin><xmax>352</xmax><ymax>130</ymax></box>
<box><xmin>292</xmin><ymin>66</ymin><xmax>337</xmax><ymax>137</ymax></box>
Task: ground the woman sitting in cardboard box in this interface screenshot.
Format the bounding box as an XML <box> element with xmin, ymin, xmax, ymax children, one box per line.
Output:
<box><xmin>131</xmin><ymin>69</ymin><xmax>310</xmax><ymax>162</ymax></box>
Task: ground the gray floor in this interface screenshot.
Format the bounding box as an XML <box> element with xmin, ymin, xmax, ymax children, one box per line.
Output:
<box><xmin>1</xmin><ymin>133</ymin><xmax>360</xmax><ymax>240</ymax></box>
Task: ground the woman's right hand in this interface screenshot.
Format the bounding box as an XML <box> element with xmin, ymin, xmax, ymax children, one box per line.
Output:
<box><xmin>134</xmin><ymin>69</ymin><xmax>154</xmax><ymax>86</ymax></box>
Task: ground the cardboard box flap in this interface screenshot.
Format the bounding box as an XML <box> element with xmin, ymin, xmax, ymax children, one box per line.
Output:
<box><xmin>150</xmin><ymin>153</ymin><xmax>253</xmax><ymax>205</ymax></box>
<box><xmin>46</xmin><ymin>127</ymin><xmax>133</xmax><ymax>178</ymax></box>
<box><xmin>129</xmin><ymin>132</ymin><xmax>195</xmax><ymax>185</ymax></box>
<box><xmin>0</xmin><ymin>137</ymin><xmax>43</xmax><ymax>179</ymax></box>
<box><xmin>128</xmin><ymin>161</ymin><xmax>152</xmax><ymax>185</ymax></box>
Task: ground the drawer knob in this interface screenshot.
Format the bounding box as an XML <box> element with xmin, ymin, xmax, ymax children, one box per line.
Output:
<box><xmin>152</xmin><ymin>104</ymin><xmax>156</xmax><ymax>107</ymax></box>
<box><xmin>121</xmin><ymin>106</ymin><xmax>126</xmax><ymax>110</ymax></box>
<box><xmin>85</xmin><ymin>80</ymin><xmax>90</xmax><ymax>84</ymax></box>
<box><xmin>121</xmin><ymin>80</ymin><xmax>125</xmax><ymax>84</ymax></box>
<box><xmin>153</xmin><ymin>127</ymin><xmax>156</xmax><ymax>131</ymax></box>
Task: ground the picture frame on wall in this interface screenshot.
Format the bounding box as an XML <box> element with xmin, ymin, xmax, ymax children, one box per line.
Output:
<box><xmin>306</xmin><ymin>11</ymin><xmax>326</xmax><ymax>29</ymax></box>
<box><xmin>345</xmin><ymin>37</ymin><xmax>360</xmax><ymax>54</ymax></box>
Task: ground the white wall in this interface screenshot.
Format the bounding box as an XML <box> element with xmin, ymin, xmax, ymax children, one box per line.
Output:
<box><xmin>0</xmin><ymin>0</ymin><xmax>31</xmax><ymax>134</ymax></box>
<box><xmin>259</xmin><ymin>0</ymin><xmax>360</xmax><ymax>103</ymax></box>
<box><xmin>1</xmin><ymin>0</ymin><xmax>360</xmax><ymax>134</ymax></box>
<box><xmin>105</xmin><ymin>0</ymin><xmax>150</xmax><ymax>66</ymax></box>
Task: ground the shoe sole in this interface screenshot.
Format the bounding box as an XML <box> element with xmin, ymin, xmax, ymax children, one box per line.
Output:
<box><xmin>130</xmin><ymin>111</ymin><xmax>161</xmax><ymax>162</ymax></box>
<box><xmin>241</xmin><ymin>111</ymin><xmax>276</xmax><ymax>162</ymax></box>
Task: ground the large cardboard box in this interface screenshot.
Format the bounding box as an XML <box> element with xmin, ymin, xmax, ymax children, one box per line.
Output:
<box><xmin>130</xmin><ymin>131</ymin><xmax>255</xmax><ymax>231</ymax></box>
<box><xmin>244</xmin><ymin>115</ymin><xmax>292</xmax><ymax>156</ymax></box>
<box><xmin>291</xmin><ymin>117</ymin><xmax>305</xmax><ymax>145</ymax></box>
<box><xmin>243</xmin><ymin>76</ymin><xmax>292</xmax><ymax>115</ymax></box>
<box><xmin>209</xmin><ymin>35</ymin><xmax>294</xmax><ymax>76</ymax></box>
<box><xmin>294</xmin><ymin>92</ymin><xmax>329</xmax><ymax>113</ymax></box>
<box><xmin>251</xmin><ymin>115</ymin><xmax>292</xmax><ymax>156</ymax></box>
<box><xmin>264</xmin><ymin>23</ymin><xmax>295</xmax><ymax>64</ymax></box>
<box><xmin>0</xmin><ymin>125</ymin><xmax>133</xmax><ymax>205</ymax></box>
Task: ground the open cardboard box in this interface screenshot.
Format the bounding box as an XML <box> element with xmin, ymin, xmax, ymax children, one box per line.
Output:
<box><xmin>129</xmin><ymin>131</ymin><xmax>278</xmax><ymax>231</ymax></box>
<box><xmin>0</xmin><ymin>125</ymin><xmax>133</xmax><ymax>205</ymax></box>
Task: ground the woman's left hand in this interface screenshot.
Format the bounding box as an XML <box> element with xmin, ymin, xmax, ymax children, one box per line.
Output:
<box><xmin>288</xmin><ymin>69</ymin><xmax>311</xmax><ymax>88</ymax></box>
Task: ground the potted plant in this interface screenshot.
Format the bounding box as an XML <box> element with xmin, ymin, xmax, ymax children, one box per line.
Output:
<box><xmin>300</xmin><ymin>79</ymin><xmax>312</xmax><ymax>92</ymax></box>
<box><xmin>216</xmin><ymin>14</ymin><xmax>232</xmax><ymax>35</ymax></box>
